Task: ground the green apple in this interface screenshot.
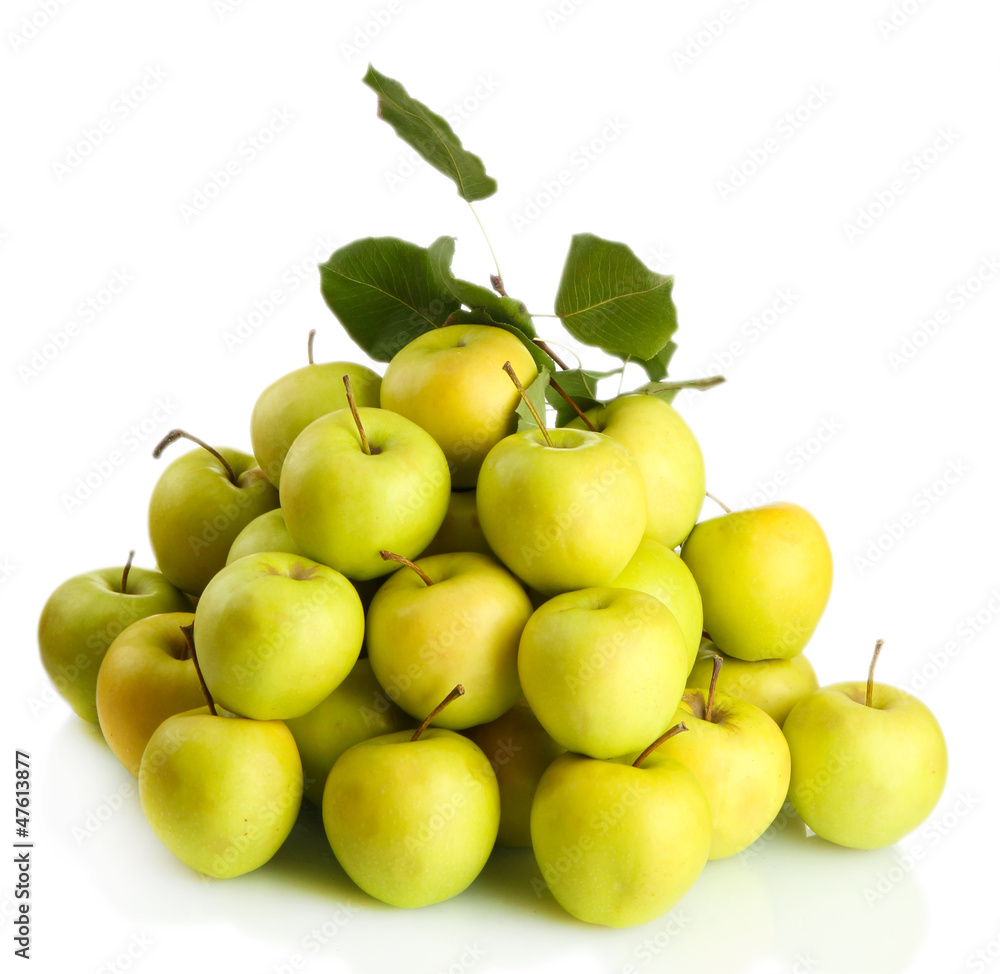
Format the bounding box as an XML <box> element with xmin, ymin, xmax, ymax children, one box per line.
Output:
<box><xmin>139</xmin><ymin>708</ymin><xmax>302</xmax><ymax>878</ymax></box>
<box><xmin>681</xmin><ymin>502</ymin><xmax>833</xmax><ymax>661</ymax></box>
<box><xmin>518</xmin><ymin>587</ymin><xmax>688</xmax><ymax>758</ymax></box>
<box><xmin>530</xmin><ymin>726</ymin><xmax>712</xmax><ymax>927</ymax></box>
<box><xmin>367</xmin><ymin>552</ymin><xmax>533</xmax><ymax>729</ymax></box>
<box><xmin>380</xmin><ymin>324</ymin><xmax>538</xmax><ymax>489</ymax></box>
<box><xmin>250</xmin><ymin>344</ymin><xmax>381</xmax><ymax>486</ymax></box>
<box><xmin>419</xmin><ymin>489</ymin><xmax>493</xmax><ymax>558</ymax></box>
<box><xmin>464</xmin><ymin>701</ymin><xmax>564</xmax><ymax>847</ymax></box>
<box><xmin>783</xmin><ymin>642</ymin><xmax>947</xmax><ymax>850</ymax></box>
<box><xmin>569</xmin><ymin>394</ymin><xmax>705</xmax><ymax>548</ymax></box>
<box><xmin>95</xmin><ymin>611</ymin><xmax>205</xmax><ymax>775</ymax></box>
<box><xmin>284</xmin><ymin>658</ymin><xmax>413</xmax><ymax>806</ymax></box>
<box><xmin>149</xmin><ymin>431</ymin><xmax>279</xmax><ymax>595</ymax></box>
<box><xmin>477</xmin><ymin>428</ymin><xmax>647</xmax><ymax>596</ymax></box>
<box><xmin>611</xmin><ymin>538</ymin><xmax>703</xmax><ymax>671</ymax></box>
<box><xmin>226</xmin><ymin>509</ymin><xmax>303</xmax><ymax>565</ymax></box>
<box><xmin>688</xmin><ymin>641</ymin><xmax>819</xmax><ymax>727</ymax></box>
<box><xmin>38</xmin><ymin>558</ymin><xmax>190</xmax><ymax>723</ymax></box>
<box><xmin>322</xmin><ymin>687</ymin><xmax>500</xmax><ymax>907</ymax></box>
<box><xmin>193</xmin><ymin>551</ymin><xmax>364</xmax><ymax>720</ymax></box>
<box><xmin>280</xmin><ymin>406</ymin><xmax>451</xmax><ymax>580</ymax></box>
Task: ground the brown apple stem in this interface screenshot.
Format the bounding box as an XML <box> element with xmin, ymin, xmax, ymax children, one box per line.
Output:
<box><xmin>342</xmin><ymin>374</ymin><xmax>373</xmax><ymax>456</ymax></box>
<box><xmin>380</xmin><ymin>550</ymin><xmax>434</xmax><ymax>586</ymax></box>
<box><xmin>705</xmin><ymin>654</ymin><xmax>724</xmax><ymax>723</ymax></box>
<box><xmin>180</xmin><ymin>624</ymin><xmax>217</xmax><ymax>716</ymax></box>
<box><xmin>705</xmin><ymin>491</ymin><xmax>732</xmax><ymax>514</ymax></box>
<box><xmin>633</xmin><ymin>722</ymin><xmax>688</xmax><ymax>768</ymax></box>
<box><xmin>503</xmin><ymin>361</ymin><xmax>554</xmax><ymax>447</ymax></box>
<box><xmin>120</xmin><ymin>550</ymin><xmax>135</xmax><ymax>594</ymax></box>
<box><xmin>490</xmin><ymin>274</ymin><xmax>507</xmax><ymax>297</ymax></box>
<box><xmin>153</xmin><ymin>430</ymin><xmax>238</xmax><ymax>485</ymax></box>
<box><xmin>548</xmin><ymin>377</ymin><xmax>597</xmax><ymax>431</ymax></box>
<box><xmin>533</xmin><ymin>339</ymin><xmax>570</xmax><ymax>370</ymax></box>
<box><xmin>412</xmin><ymin>684</ymin><xmax>465</xmax><ymax>741</ymax></box>
<box><xmin>866</xmin><ymin>639</ymin><xmax>885</xmax><ymax>708</ymax></box>
<box><xmin>307</xmin><ymin>328</ymin><xmax>316</xmax><ymax>365</ymax></box>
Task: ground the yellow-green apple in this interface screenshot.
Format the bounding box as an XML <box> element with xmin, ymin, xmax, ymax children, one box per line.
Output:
<box><xmin>681</xmin><ymin>502</ymin><xmax>833</xmax><ymax>660</ymax></box>
<box><xmin>518</xmin><ymin>587</ymin><xmax>688</xmax><ymax>758</ymax></box>
<box><xmin>280</xmin><ymin>405</ymin><xmax>450</xmax><ymax>580</ymax></box>
<box><xmin>96</xmin><ymin>611</ymin><xmax>205</xmax><ymax>775</ymax></box>
<box><xmin>366</xmin><ymin>552</ymin><xmax>532</xmax><ymax>729</ymax></box>
<box><xmin>568</xmin><ymin>394</ymin><xmax>704</xmax><ymax>548</ymax></box>
<box><xmin>611</xmin><ymin>538</ymin><xmax>703</xmax><ymax>671</ymax></box>
<box><xmin>139</xmin><ymin>707</ymin><xmax>302</xmax><ymax>878</ymax></box>
<box><xmin>284</xmin><ymin>658</ymin><xmax>413</xmax><ymax>805</ymax></box>
<box><xmin>226</xmin><ymin>509</ymin><xmax>304</xmax><ymax>565</ymax></box>
<box><xmin>419</xmin><ymin>489</ymin><xmax>493</xmax><ymax>557</ymax></box>
<box><xmin>783</xmin><ymin>641</ymin><xmax>947</xmax><ymax>849</ymax></box>
<box><xmin>322</xmin><ymin>687</ymin><xmax>500</xmax><ymax>907</ymax></box>
<box><xmin>477</xmin><ymin>428</ymin><xmax>646</xmax><ymax>595</ymax></box>
<box><xmin>38</xmin><ymin>558</ymin><xmax>190</xmax><ymax>723</ymax></box>
<box><xmin>530</xmin><ymin>724</ymin><xmax>712</xmax><ymax>927</ymax></box>
<box><xmin>380</xmin><ymin>324</ymin><xmax>538</xmax><ymax>488</ymax></box>
<box><xmin>149</xmin><ymin>431</ymin><xmax>279</xmax><ymax>595</ymax></box>
<box><xmin>193</xmin><ymin>551</ymin><xmax>364</xmax><ymax>719</ymax></box>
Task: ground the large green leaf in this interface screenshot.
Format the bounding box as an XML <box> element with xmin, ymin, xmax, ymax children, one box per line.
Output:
<box><xmin>554</xmin><ymin>233</ymin><xmax>677</xmax><ymax>360</ymax></box>
<box><xmin>546</xmin><ymin>367</ymin><xmax>622</xmax><ymax>426</ymax></box>
<box><xmin>319</xmin><ymin>237</ymin><xmax>460</xmax><ymax>362</ymax></box>
<box><xmin>634</xmin><ymin>340</ymin><xmax>677</xmax><ymax>382</ymax></box>
<box><xmin>363</xmin><ymin>66</ymin><xmax>498</xmax><ymax>202</ymax></box>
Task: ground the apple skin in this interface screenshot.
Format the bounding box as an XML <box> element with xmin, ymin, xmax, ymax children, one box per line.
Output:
<box><xmin>380</xmin><ymin>324</ymin><xmax>538</xmax><ymax>489</ymax></box>
<box><xmin>284</xmin><ymin>658</ymin><xmax>413</xmax><ymax>806</ymax></box>
<box><xmin>688</xmin><ymin>642</ymin><xmax>819</xmax><ymax>727</ymax></box>
<box><xmin>680</xmin><ymin>502</ymin><xmax>833</xmax><ymax>661</ymax></box>
<box><xmin>194</xmin><ymin>551</ymin><xmax>365</xmax><ymax>720</ymax></box>
<box><xmin>366</xmin><ymin>552</ymin><xmax>533</xmax><ymax>729</ymax></box>
<box><xmin>280</xmin><ymin>407</ymin><xmax>451</xmax><ymax>581</ymax></box>
<box><xmin>477</xmin><ymin>427</ymin><xmax>647</xmax><ymax>596</ymax></box>
<box><xmin>530</xmin><ymin>749</ymin><xmax>712</xmax><ymax>927</ymax></box>
<box><xmin>611</xmin><ymin>539</ymin><xmax>704</xmax><ymax>671</ymax></box>
<box><xmin>226</xmin><ymin>509</ymin><xmax>304</xmax><ymax>565</ymax></box>
<box><xmin>322</xmin><ymin>729</ymin><xmax>500</xmax><ymax>907</ymax></box>
<box><xmin>783</xmin><ymin>681</ymin><xmax>947</xmax><ymax>849</ymax></box>
<box><xmin>38</xmin><ymin>565</ymin><xmax>190</xmax><ymax>723</ymax></box>
<box><xmin>95</xmin><ymin>611</ymin><xmax>205</xmax><ymax>776</ymax></box>
<box><xmin>149</xmin><ymin>445</ymin><xmax>279</xmax><ymax>596</ymax></box>
<box><xmin>658</xmin><ymin>689</ymin><xmax>791</xmax><ymax>859</ymax></box>
<box><xmin>464</xmin><ymin>702</ymin><xmax>564</xmax><ymax>847</ymax></box>
<box><xmin>569</xmin><ymin>394</ymin><xmax>705</xmax><ymax>548</ymax></box>
<box><xmin>139</xmin><ymin>708</ymin><xmax>302</xmax><ymax>879</ymax></box>
<box><xmin>518</xmin><ymin>587</ymin><xmax>688</xmax><ymax>759</ymax></box>
<box><xmin>419</xmin><ymin>489</ymin><xmax>493</xmax><ymax>558</ymax></box>
<box><xmin>251</xmin><ymin>360</ymin><xmax>382</xmax><ymax>487</ymax></box>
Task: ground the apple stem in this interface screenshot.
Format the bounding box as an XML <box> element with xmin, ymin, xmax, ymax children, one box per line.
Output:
<box><xmin>705</xmin><ymin>653</ymin><xmax>724</xmax><ymax>723</ymax></box>
<box><xmin>705</xmin><ymin>491</ymin><xmax>732</xmax><ymax>514</ymax></box>
<box><xmin>120</xmin><ymin>550</ymin><xmax>135</xmax><ymax>594</ymax></box>
<box><xmin>153</xmin><ymin>430</ymin><xmax>238</xmax><ymax>485</ymax></box>
<box><xmin>548</xmin><ymin>377</ymin><xmax>598</xmax><ymax>431</ymax></box>
<box><xmin>180</xmin><ymin>624</ymin><xmax>217</xmax><ymax>716</ymax></box>
<box><xmin>412</xmin><ymin>684</ymin><xmax>465</xmax><ymax>741</ymax></box>
<box><xmin>866</xmin><ymin>639</ymin><xmax>884</xmax><ymax>708</ymax></box>
<box><xmin>533</xmin><ymin>339</ymin><xmax>570</xmax><ymax>370</ymax></box>
<box><xmin>633</xmin><ymin>722</ymin><xmax>688</xmax><ymax>768</ymax></box>
<box><xmin>490</xmin><ymin>274</ymin><xmax>507</xmax><ymax>297</ymax></box>
<box><xmin>503</xmin><ymin>361</ymin><xmax>554</xmax><ymax>447</ymax></box>
<box><xmin>380</xmin><ymin>550</ymin><xmax>434</xmax><ymax>586</ymax></box>
<box><xmin>342</xmin><ymin>374</ymin><xmax>374</xmax><ymax>456</ymax></box>
<box><xmin>307</xmin><ymin>329</ymin><xmax>316</xmax><ymax>365</ymax></box>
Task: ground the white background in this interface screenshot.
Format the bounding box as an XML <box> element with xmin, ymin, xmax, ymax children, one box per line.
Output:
<box><xmin>3</xmin><ymin>1</ymin><xmax>999</xmax><ymax>971</ymax></box>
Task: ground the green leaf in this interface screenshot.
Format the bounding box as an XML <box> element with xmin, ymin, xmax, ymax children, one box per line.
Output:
<box><xmin>554</xmin><ymin>233</ymin><xmax>678</xmax><ymax>361</ymax></box>
<box><xmin>546</xmin><ymin>367</ymin><xmax>621</xmax><ymax>426</ymax></box>
<box><xmin>634</xmin><ymin>340</ymin><xmax>677</xmax><ymax>382</ymax></box>
<box><xmin>515</xmin><ymin>367</ymin><xmax>551</xmax><ymax>433</ymax></box>
<box><xmin>632</xmin><ymin>374</ymin><xmax>726</xmax><ymax>404</ymax></box>
<box><xmin>363</xmin><ymin>66</ymin><xmax>498</xmax><ymax>202</ymax></box>
<box><xmin>319</xmin><ymin>237</ymin><xmax>460</xmax><ymax>362</ymax></box>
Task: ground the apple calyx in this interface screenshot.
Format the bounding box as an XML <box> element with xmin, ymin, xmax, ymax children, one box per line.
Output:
<box><xmin>866</xmin><ymin>639</ymin><xmax>885</xmax><ymax>708</ymax></box>
<box><xmin>548</xmin><ymin>376</ymin><xmax>598</xmax><ymax>431</ymax></box>
<box><xmin>704</xmin><ymin>653</ymin><xmax>724</xmax><ymax>723</ymax></box>
<box><xmin>705</xmin><ymin>491</ymin><xmax>732</xmax><ymax>514</ymax></box>
<box><xmin>633</xmin><ymin>722</ymin><xmax>688</xmax><ymax>767</ymax></box>
<box><xmin>307</xmin><ymin>328</ymin><xmax>316</xmax><ymax>365</ymax></box>
<box><xmin>503</xmin><ymin>360</ymin><xmax>554</xmax><ymax>447</ymax></box>
<box><xmin>342</xmin><ymin>374</ymin><xmax>378</xmax><ymax>456</ymax></box>
<box><xmin>379</xmin><ymin>550</ymin><xmax>434</xmax><ymax>587</ymax></box>
<box><xmin>411</xmin><ymin>684</ymin><xmax>465</xmax><ymax>741</ymax></box>
<box><xmin>180</xmin><ymin>624</ymin><xmax>218</xmax><ymax>716</ymax></box>
<box><xmin>121</xmin><ymin>549</ymin><xmax>136</xmax><ymax>594</ymax></box>
<box><xmin>153</xmin><ymin>429</ymin><xmax>238</xmax><ymax>485</ymax></box>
